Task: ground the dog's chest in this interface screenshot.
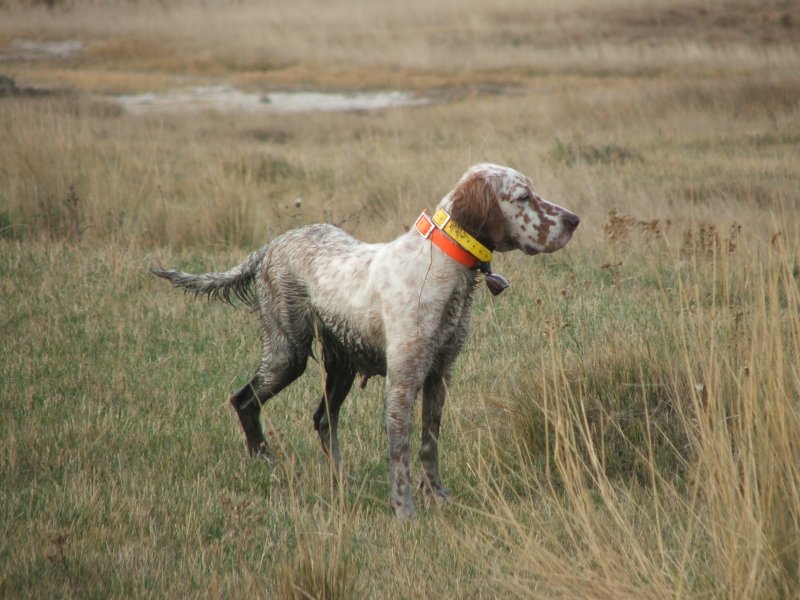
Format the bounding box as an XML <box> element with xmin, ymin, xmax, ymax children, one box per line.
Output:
<box><xmin>311</xmin><ymin>274</ymin><xmax>475</xmax><ymax>377</ymax></box>
<box><xmin>429</xmin><ymin>279</ymin><xmax>475</xmax><ymax>358</ymax></box>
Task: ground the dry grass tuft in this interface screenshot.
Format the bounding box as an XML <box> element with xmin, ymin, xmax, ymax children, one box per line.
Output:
<box><xmin>273</xmin><ymin>542</ymin><xmax>362</xmax><ymax>600</ymax></box>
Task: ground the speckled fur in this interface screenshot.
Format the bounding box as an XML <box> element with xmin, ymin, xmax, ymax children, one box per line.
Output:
<box><xmin>151</xmin><ymin>163</ymin><xmax>579</xmax><ymax>518</ymax></box>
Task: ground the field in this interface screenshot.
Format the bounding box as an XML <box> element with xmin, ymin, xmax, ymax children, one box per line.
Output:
<box><xmin>1</xmin><ymin>0</ymin><xmax>800</xmax><ymax>597</ymax></box>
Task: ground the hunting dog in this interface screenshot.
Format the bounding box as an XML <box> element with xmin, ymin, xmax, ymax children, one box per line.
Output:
<box><xmin>152</xmin><ymin>163</ymin><xmax>579</xmax><ymax>518</ymax></box>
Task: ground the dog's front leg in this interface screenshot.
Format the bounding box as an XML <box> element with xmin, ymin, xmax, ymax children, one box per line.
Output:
<box><xmin>419</xmin><ymin>372</ymin><xmax>449</xmax><ymax>503</ymax></box>
<box><xmin>385</xmin><ymin>377</ymin><xmax>417</xmax><ymax>519</ymax></box>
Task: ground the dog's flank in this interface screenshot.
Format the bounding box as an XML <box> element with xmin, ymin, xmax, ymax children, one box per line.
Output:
<box><xmin>152</xmin><ymin>163</ymin><xmax>579</xmax><ymax>518</ymax></box>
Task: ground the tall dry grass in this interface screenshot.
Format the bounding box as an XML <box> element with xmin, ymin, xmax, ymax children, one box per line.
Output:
<box><xmin>3</xmin><ymin>73</ymin><xmax>798</xmax><ymax>248</ymax></box>
<box><xmin>452</xmin><ymin>225</ymin><xmax>800</xmax><ymax>598</ymax></box>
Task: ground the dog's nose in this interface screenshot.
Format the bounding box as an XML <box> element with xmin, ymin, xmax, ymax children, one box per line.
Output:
<box><xmin>564</xmin><ymin>212</ymin><xmax>580</xmax><ymax>230</ymax></box>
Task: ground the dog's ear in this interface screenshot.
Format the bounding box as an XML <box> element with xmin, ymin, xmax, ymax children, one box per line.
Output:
<box><xmin>449</xmin><ymin>174</ymin><xmax>505</xmax><ymax>248</ymax></box>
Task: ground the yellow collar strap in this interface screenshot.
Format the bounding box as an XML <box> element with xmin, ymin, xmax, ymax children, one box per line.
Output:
<box><xmin>432</xmin><ymin>209</ymin><xmax>493</xmax><ymax>264</ymax></box>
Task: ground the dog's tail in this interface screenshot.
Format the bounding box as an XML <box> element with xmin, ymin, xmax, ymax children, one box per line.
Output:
<box><xmin>151</xmin><ymin>247</ymin><xmax>267</xmax><ymax>308</ymax></box>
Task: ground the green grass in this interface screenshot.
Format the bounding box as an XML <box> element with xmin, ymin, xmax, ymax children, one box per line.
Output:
<box><xmin>3</xmin><ymin>234</ymin><xmax>798</xmax><ymax>597</ymax></box>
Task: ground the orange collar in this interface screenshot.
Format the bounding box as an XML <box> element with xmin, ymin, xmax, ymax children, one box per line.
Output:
<box><xmin>415</xmin><ymin>211</ymin><xmax>480</xmax><ymax>269</ymax></box>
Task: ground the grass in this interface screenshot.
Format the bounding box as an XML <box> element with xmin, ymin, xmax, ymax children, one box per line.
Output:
<box><xmin>1</xmin><ymin>0</ymin><xmax>799</xmax><ymax>597</ymax></box>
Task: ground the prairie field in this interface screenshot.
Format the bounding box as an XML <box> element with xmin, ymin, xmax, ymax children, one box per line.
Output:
<box><xmin>1</xmin><ymin>0</ymin><xmax>800</xmax><ymax>597</ymax></box>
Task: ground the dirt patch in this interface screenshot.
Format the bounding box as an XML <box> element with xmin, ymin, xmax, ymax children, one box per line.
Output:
<box><xmin>608</xmin><ymin>0</ymin><xmax>799</xmax><ymax>46</ymax></box>
<box><xmin>494</xmin><ymin>0</ymin><xmax>799</xmax><ymax>48</ymax></box>
<box><xmin>0</xmin><ymin>73</ymin><xmax>60</xmax><ymax>96</ymax></box>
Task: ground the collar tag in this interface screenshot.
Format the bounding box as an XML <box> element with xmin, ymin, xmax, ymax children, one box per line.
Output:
<box><xmin>484</xmin><ymin>272</ymin><xmax>510</xmax><ymax>296</ymax></box>
<box><xmin>479</xmin><ymin>262</ymin><xmax>510</xmax><ymax>296</ymax></box>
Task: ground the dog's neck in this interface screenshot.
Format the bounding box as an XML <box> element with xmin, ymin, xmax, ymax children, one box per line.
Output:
<box><xmin>414</xmin><ymin>209</ymin><xmax>490</xmax><ymax>270</ymax></box>
<box><xmin>413</xmin><ymin>208</ymin><xmax>510</xmax><ymax>296</ymax></box>
<box><xmin>436</xmin><ymin>195</ymin><xmax>498</xmax><ymax>252</ymax></box>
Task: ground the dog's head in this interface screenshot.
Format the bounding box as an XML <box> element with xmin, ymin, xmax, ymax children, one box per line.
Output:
<box><xmin>444</xmin><ymin>163</ymin><xmax>579</xmax><ymax>255</ymax></box>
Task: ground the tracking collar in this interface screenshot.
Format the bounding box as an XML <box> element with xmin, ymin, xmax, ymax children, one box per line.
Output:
<box><xmin>415</xmin><ymin>209</ymin><xmax>510</xmax><ymax>296</ymax></box>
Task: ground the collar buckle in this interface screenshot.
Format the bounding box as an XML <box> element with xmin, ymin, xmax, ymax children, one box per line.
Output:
<box><xmin>415</xmin><ymin>211</ymin><xmax>435</xmax><ymax>240</ymax></box>
<box><xmin>435</xmin><ymin>209</ymin><xmax>452</xmax><ymax>229</ymax></box>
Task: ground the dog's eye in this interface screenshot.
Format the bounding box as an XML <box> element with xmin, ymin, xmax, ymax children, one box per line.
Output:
<box><xmin>516</xmin><ymin>193</ymin><xmax>531</xmax><ymax>203</ymax></box>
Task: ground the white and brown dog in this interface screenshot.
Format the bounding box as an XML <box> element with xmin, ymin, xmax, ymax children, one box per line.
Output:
<box><xmin>152</xmin><ymin>163</ymin><xmax>579</xmax><ymax>518</ymax></box>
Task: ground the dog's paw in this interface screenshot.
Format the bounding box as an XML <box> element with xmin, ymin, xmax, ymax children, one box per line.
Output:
<box><xmin>419</xmin><ymin>480</ymin><xmax>450</xmax><ymax>505</ymax></box>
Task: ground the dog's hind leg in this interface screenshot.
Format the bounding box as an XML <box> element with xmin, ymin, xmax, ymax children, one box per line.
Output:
<box><xmin>313</xmin><ymin>346</ymin><xmax>356</xmax><ymax>476</ymax></box>
<box><xmin>230</xmin><ymin>348</ymin><xmax>308</xmax><ymax>458</ymax></box>
<box><xmin>230</xmin><ymin>377</ymin><xmax>272</xmax><ymax>457</ymax></box>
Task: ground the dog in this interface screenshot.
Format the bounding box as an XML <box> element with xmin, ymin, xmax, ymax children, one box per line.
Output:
<box><xmin>152</xmin><ymin>163</ymin><xmax>579</xmax><ymax>518</ymax></box>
